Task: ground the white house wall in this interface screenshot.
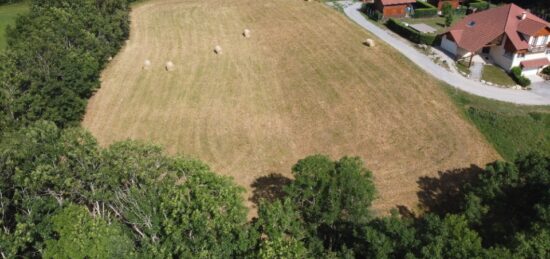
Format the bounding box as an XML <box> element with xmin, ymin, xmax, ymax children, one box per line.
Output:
<box><xmin>512</xmin><ymin>51</ymin><xmax>550</xmax><ymax>67</ymax></box>
<box><xmin>487</xmin><ymin>34</ymin><xmax>550</xmax><ymax>74</ymax></box>
<box><xmin>489</xmin><ymin>39</ymin><xmax>514</xmax><ymax>71</ymax></box>
<box><xmin>440</xmin><ymin>35</ymin><xmax>458</xmax><ymax>56</ymax></box>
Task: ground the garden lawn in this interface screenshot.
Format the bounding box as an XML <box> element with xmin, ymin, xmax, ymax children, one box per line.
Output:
<box><xmin>400</xmin><ymin>14</ymin><xmax>465</xmax><ymax>34</ymax></box>
<box><xmin>481</xmin><ymin>65</ymin><xmax>516</xmax><ymax>86</ymax></box>
<box><xmin>0</xmin><ymin>1</ymin><xmax>29</xmax><ymax>50</ymax></box>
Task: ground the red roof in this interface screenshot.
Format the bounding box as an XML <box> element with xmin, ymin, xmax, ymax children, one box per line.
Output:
<box><xmin>520</xmin><ymin>58</ymin><xmax>550</xmax><ymax>69</ymax></box>
<box><xmin>379</xmin><ymin>0</ymin><xmax>415</xmax><ymax>5</ymax></box>
<box><xmin>517</xmin><ymin>18</ymin><xmax>548</xmax><ymax>35</ymax></box>
<box><xmin>445</xmin><ymin>4</ymin><xmax>550</xmax><ymax>52</ymax></box>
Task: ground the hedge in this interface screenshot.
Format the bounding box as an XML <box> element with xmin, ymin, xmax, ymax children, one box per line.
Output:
<box><xmin>385</xmin><ymin>18</ymin><xmax>437</xmax><ymax>45</ymax></box>
<box><xmin>469</xmin><ymin>0</ymin><xmax>490</xmax><ymax>11</ymax></box>
<box><xmin>412</xmin><ymin>1</ymin><xmax>438</xmax><ymax>18</ymax></box>
<box><xmin>455</xmin><ymin>6</ymin><xmax>468</xmax><ymax>15</ymax></box>
<box><xmin>510</xmin><ymin>67</ymin><xmax>531</xmax><ymax>87</ymax></box>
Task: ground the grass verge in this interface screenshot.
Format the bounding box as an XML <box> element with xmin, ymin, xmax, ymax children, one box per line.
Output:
<box><xmin>444</xmin><ymin>84</ymin><xmax>550</xmax><ymax>161</ymax></box>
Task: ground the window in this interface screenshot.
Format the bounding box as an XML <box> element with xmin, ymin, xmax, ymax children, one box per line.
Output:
<box><xmin>535</xmin><ymin>36</ymin><xmax>548</xmax><ymax>46</ymax></box>
<box><xmin>467</xmin><ymin>21</ymin><xmax>476</xmax><ymax>27</ymax></box>
<box><xmin>537</xmin><ymin>36</ymin><xmax>545</xmax><ymax>45</ymax></box>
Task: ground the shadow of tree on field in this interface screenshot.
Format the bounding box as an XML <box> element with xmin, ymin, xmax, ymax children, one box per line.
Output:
<box><xmin>396</xmin><ymin>205</ymin><xmax>416</xmax><ymax>219</ymax></box>
<box><xmin>417</xmin><ymin>164</ymin><xmax>484</xmax><ymax>216</ymax></box>
<box><xmin>250</xmin><ymin>173</ymin><xmax>292</xmax><ymax>206</ymax></box>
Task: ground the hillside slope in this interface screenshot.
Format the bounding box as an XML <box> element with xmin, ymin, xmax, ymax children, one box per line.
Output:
<box><xmin>83</xmin><ymin>0</ymin><xmax>499</xmax><ymax>214</ymax></box>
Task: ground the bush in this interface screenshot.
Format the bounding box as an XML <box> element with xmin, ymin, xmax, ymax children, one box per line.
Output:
<box><xmin>468</xmin><ymin>0</ymin><xmax>490</xmax><ymax>11</ymax></box>
<box><xmin>385</xmin><ymin>18</ymin><xmax>437</xmax><ymax>45</ymax></box>
<box><xmin>442</xmin><ymin>2</ymin><xmax>453</xmax><ymax>16</ymax></box>
<box><xmin>412</xmin><ymin>1</ymin><xmax>438</xmax><ymax>18</ymax></box>
<box><xmin>510</xmin><ymin>67</ymin><xmax>531</xmax><ymax>87</ymax></box>
<box><xmin>455</xmin><ymin>5</ymin><xmax>468</xmax><ymax>15</ymax></box>
<box><xmin>542</xmin><ymin>66</ymin><xmax>550</xmax><ymax>75</ymax></box>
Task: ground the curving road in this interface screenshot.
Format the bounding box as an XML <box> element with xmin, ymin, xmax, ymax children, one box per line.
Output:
<box><xmin>343</xmin><ymin>2</ymin><xmax>550</xmax><ymax>105</ymax></box>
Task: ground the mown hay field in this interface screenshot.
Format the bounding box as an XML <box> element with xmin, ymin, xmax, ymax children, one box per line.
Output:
<box><xmin>83</xmin><ymin>0</ymin><xmax>499</xmax><ymax>215</ymax></box>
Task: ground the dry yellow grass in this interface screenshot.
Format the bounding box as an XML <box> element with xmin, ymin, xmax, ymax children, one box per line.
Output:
<box><xmin>83</xmin><ymin>0</ymin><xmax>499</xmax><ymax>216</ymax></box>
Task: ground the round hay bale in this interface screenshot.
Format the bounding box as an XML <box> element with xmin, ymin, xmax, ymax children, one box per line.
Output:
<box><xmin>243</xmin><ymin>29</ymin><xmax>251</xmax><ymax>38</ymax></box>
<box><xmin>364</xmin><ymin>39</ymin><xmax>375</xmax><ymax>47</ymax></box>
<box><xmin>214</xmin><ymin>45</ymin><xmax>222</xmax><ymax>54</ymax></box>
<box><xmin>143</xmin><ymin>59</ymin><xmax>151</xmax><ymax>70</ymax></box>
<box><xmin>165</xmin><ymin>61</ymin><xmax>175</xmax><ymax>71</ymax></box>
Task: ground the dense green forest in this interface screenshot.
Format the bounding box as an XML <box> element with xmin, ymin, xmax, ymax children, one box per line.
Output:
<box><xmin>0</xmin><ymin>0</ymin><xmax>549</xmax><ymax>258</ymax></box>
<box><xmin>0</xmin><ymin>0</ymin><xmax>130</xmax><ymax>129</ymax></box>
<box><xmin>491</xmin><ymin>0</ymin><xmax>550</xmax><ymax>19</ymax></box>
<box><xmin>1</xmin><ymin>122</ymin><xmax>549</xmax><ymax>258</ymax></box>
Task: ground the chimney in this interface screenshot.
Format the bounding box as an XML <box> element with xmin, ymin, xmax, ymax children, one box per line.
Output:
<box><xmin>520</xmin><ymin>11</ymin><xmax>527</xmax><ymax>20</ymax></box>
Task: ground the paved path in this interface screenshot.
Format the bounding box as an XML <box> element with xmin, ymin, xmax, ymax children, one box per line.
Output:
<box><xmin>342</xmin><ymin>2</ymin><xmax>550</xmax><ymax>105</ymax></box>
<box><xmin>532</xmin><ymin>81</ymin><xmax>550</xmax><ymax>97</ymax></box>
<box><xmin>470</xmin><ymin>62</ymin><xmax>483</xmax><ymax>81</ymax></box>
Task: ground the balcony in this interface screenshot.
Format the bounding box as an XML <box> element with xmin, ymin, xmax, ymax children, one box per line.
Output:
<box><xmin>528</xmin><ymin>44</ymin><xmax>547</xmax><ymax>53</ymax></box>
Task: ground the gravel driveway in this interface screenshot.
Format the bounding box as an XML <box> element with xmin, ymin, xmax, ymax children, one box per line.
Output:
<box><xmin>342</xmin><ymin>2</ymin><xmax>550</xmax><ymax>105</ymax></box>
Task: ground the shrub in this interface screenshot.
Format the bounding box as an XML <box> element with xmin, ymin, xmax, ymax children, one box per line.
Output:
<box><xmin>510</xmin><ymin>67</ymin><xmax>531</xmax><ymax>87</ymax></box>
<box><xmin>413</xmin><ymin>1</ymin><xmax>438</xmax><ymax>18</ymax></box>
<box><xmin>542</xmin><ymin>66</ymin><xmax>550</xmax><ymax>75</ymax></box>
<box><xmin>385</xmin><ymin>18</ymin><xmax>437</xmax><ymax>45</ymax></box>
<box><xmin>469</xmin><ymin>0</ymin><xmax>490</xmax><ymax>11</ymax></box>
<box><xmin>445</xmin><ymin>13</ymin><xmax>454</xmax><ymax>27</ymax></box>
<box><xmin>455</xmin><ymin>5</ymin><xmax>468</xmax><ymax>16</ymax></box>
<box><xmin>442</xmin><ymin>2</ymin><xmax>453</xmax><ymax>16</ymax></box>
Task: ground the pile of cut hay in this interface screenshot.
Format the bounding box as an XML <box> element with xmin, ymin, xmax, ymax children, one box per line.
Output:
<box><xmin>214</xmin><ymin>45</ymin><xmax>223</xmax><ymax>54</ymax></box>
<box><xmin>364</xmin><ymin>39</ymin><xmax>375</xmax><ymax>47</ymax></box>
<box><xmin>143</xmin><ymin>60</ymin><xmax>151</xmax><ymax>70</ymax></box>
<box><xmin>165</xmin><ymin>61</ymin><xmax>175</xmax><ymax>71</ymax></box>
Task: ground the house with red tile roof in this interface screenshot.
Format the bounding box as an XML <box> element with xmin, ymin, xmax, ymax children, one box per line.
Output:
<box><xmin>440</xmin><ymin>4</ymin><xmax>550</xmax><ymax>76</ymax></box>
<box><xmin>373</xmin><ymin>0</ymin><xmax>416</xmax><ymax>18</ymax></box>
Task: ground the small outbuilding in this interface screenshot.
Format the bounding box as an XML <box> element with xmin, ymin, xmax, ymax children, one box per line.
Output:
<box><xmin>429</xmin><ymin>0</ymin><xmax>460</xmax><ymax>11</ymax></box>
<box><xmin>373</xmin><ymin>0</ymin><xmax>416</xmax><ymax>18</ymax></box>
